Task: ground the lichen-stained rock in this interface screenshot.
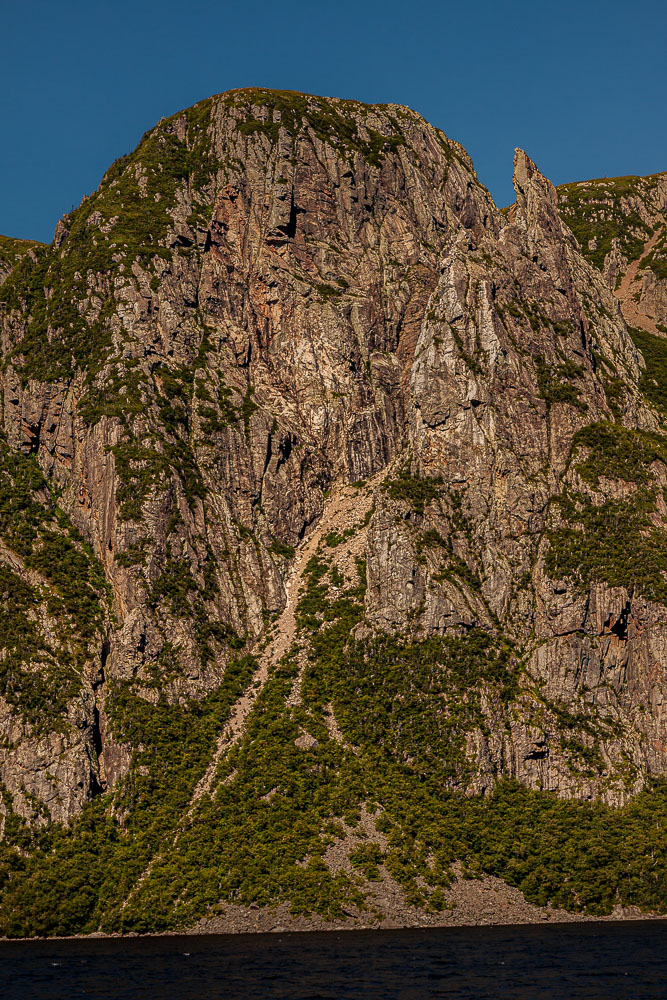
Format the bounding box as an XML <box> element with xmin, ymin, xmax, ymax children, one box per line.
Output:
<box><xmin>385</xmin><ymin>149</ymin><xmax>667</xmax><ymax>803</ymax></box>
<box><xmin>0</xmin><ymin>89</ymin><xmax>665</xmax><ymax>930</ymax></box>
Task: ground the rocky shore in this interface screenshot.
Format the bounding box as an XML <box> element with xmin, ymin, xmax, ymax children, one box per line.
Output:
<box><xmin>188</xmin><ymin>869</ymin><xmax>661</xmax><ymax>937</ymax></box>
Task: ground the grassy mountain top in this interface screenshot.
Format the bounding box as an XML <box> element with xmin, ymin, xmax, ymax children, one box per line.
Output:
<box><xmin>0</xmin><ymin>234</ymin><xmax>44</xmax><ymax>283</ymax></box>
<box><xmin>557</xmin><ymin>171</ymin><xmax>667</xmax><ymax>272</ymax></box>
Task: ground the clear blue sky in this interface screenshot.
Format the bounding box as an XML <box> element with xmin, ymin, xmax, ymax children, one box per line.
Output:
<box><xmin>2</xmin><ymin>0</ymin><xmax>665</xmax><ymax>243</ymax></box>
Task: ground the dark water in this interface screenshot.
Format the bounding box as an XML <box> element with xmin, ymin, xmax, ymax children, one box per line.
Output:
<box><xmin>2</xmin><ymin>921</ymin><xmax>666</xmax><ymax>999</ymax></box>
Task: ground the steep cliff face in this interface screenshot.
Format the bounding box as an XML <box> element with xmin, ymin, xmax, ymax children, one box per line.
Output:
<box><xmin>0</xmin><ymin>88</ymin><xmax>497</xmax><ymax>812</ymax></box>
<box><xmin>0</xmin><ymin>90</ymin><xmax>665</xmax><ymax>935</ymax></box>
<box><xmin>398</xmin><ymin>150</ymin><xmax>666</xmax><ymax>802</ymax></box>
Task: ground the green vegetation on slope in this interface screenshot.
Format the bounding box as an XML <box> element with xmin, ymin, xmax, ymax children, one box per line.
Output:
<box><xmin>628</xmin><ymin>326</ymin><xmax>667</xmax><ymax>419</ymax></box>
<box><xmin>1</xmin><ymin>541</ymin><xmax>666</xmax><ymax>935</ymax></box>
<box><xmin>382</xmin><ymin>466</ymin><xmax>443</xmax><ymax>515</ymax></box>
<box><xmin>0</xmin><ymin>436</ymin><xmax>109</xmax><ymax>728</ymax></box>
<box><xmin>0</xmin><ymin>235</ymin><xmax>44</xmax><ymax>282</ymax></box>
<box><xmin>0</xmin><ymin>653</ymin><xmax>258</xmax><ymax>936</ymax></box>
<box><xmin>557</xmin><ymin>174</ymin><xmax>663</xmax><ymax>271</ymax></box>
<box><xmin>298</xmin><ymin>550</ymin><xmax>516</xmax><ymax>785</ymax></box>
<box><xmin>119</xmin><ymin>543</ymin><xmax>664</xmax><ymax>924</ymax></box>
<box><xmin>1</xmin><ymin>100</ymin><xmax>215</xmax><ymax>384</ymax></box>
<box><xmin>545</xmin><ymin>421</ymin><xmax>667</xmax><ymax>602</ymax></box>
<box><xmin>535</xmin><ymin>354</ymin><xmax>587</xmax><ymax>411</ymax></box>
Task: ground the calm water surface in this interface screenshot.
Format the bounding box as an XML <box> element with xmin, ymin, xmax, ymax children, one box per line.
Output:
<box><xmin>2</xmin><ymin>921</ymin><xmax>666</xmax><ymax>999</ymax></box>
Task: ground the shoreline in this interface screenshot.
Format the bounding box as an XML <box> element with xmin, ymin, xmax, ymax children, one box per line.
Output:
<box><xmin>3</xmin><ymin>870</ymin><xmax>665</xmax><ymax>942</ymax></box>
<box><xmin>187</xmin><ymin>869</ymin><xmax>665</xmax><ymax>937</ymax></box>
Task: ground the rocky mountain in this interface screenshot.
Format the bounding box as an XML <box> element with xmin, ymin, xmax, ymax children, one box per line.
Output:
<box><xmin>0</xmin><ymin>89</ymin><xmax>665</xmax><ymax>936</ymax></box>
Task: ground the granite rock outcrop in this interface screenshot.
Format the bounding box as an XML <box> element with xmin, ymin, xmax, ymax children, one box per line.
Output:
<box><xmin>0</xmin><ymin>89</ymin><xmax>665</xmax><ymax>934</ymax></box>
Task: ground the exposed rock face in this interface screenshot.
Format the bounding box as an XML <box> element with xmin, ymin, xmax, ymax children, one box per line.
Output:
<box><xmin>400</xmin><ymin>150</ymin><xmax>664</xmax><ymax>801</ymax></box>
<box><xmin>0</xmin><ymin>89</ymin><xmax>665</xmax><ymax>935</ymax></box>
